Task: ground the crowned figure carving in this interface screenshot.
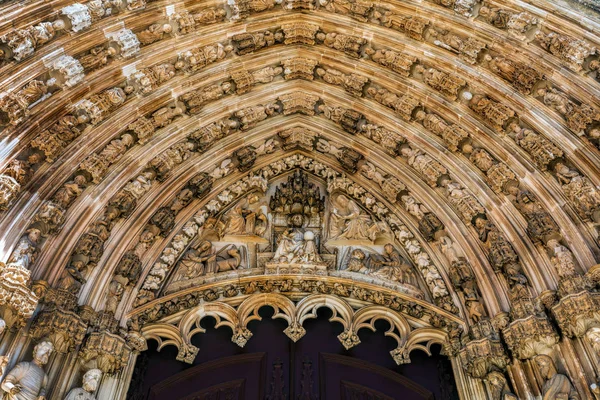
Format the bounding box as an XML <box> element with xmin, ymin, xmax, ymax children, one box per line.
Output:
<box><xmin>265</xmin><ymin>170</ymin><xmax>326</xmax><ymax>268</ymax></box>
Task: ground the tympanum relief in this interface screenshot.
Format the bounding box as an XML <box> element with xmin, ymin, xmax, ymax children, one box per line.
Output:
<box><xmin>164</xmin><ymin>169</ymin><xmax>424</xmax><ymax>300</ymax></box>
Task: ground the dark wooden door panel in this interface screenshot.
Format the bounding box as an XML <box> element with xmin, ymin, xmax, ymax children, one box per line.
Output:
<box><xmin>180</xmin><ymin>379</ymin><xmax>246</xmax><ymax>400</ymax></box>
<box><xmin>148</xmin><ymin>353</ymin><xmax>266</xmax><ymax>400</ymax></box>
<box><xmin>319</xmin><ymin>353</ymin><xmax>435</xmax><ymax>400</ymax></box>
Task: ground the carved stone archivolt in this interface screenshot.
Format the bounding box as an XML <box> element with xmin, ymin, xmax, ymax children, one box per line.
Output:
<box><xmin>1</xmin><ymin>0</ymin><xmax>600</xmax><ymax>398</ymax></box>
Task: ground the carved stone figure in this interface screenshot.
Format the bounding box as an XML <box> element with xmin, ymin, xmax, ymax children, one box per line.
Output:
<box><xmin>317</xmin><ymin>32</ymin><xmax>367</xmax><ymax>58</ymax></box>
<box><xmin>181</xmin><ymin>82</ymin><xmax>232</xmax><ymax>114</ymax></box>
<box><xmin>1</xmin><ymin>20</ymin><xmax>66</xmax><ymax>61</ymax></box>
<box><xmin>231</xmin><ymin>31</ymin><xmax>278</xmax><ymax>55</ymax></box>
<box><xmin>515</xmin><ymin>128</ymin><xmax>563</xmax><ymax>170</ymax></box>
<box><xmin>488</xmin><ymin>56</ymin><xmax>543</xmax><ymax>94</ymax></box>
<box><xmin>273</xmin><ymin>224</ymin><xmax>323</xmax><ymax>265</ymax></box>
<box><xmin>554</xmin><ymin>162</ymin><xmax>600</xmax><ymax>221</ymax></box>
<box><xmin>376</xmin><ymin>12</ymin><xmax>429</xmax><ymax>40</ymax></box>
<box><xmin>547</xmin><ymin>239</ymin><xmax>576</xmax><ymax>278</ymax></box>
<box><xmin>509</xmin><ymin>189</ymin><xmax>559</xmax><ymax>241</ymax></box>
<box><xmin>430</xmin><ymin>30</ymin><xmax>485</xmax><ymax>64</ymax></box>
<box><xmin>56</xmin><ymin>259</ymin><xmax>87</xmax><ymax>294</ymax></box>
<box><xmin>75</xmin><ymin>87</ymin><xmax>127</xmax><ymax>125</ymax></box>
<box><xmin>419</xmin><ymin>67</ymin><xmax>466</xmax><ymax>100</ymax></box>
<box><xmin>329</xmin><ymin>194</ymin><xmax>377</xmax><ymax>241</ymax></box>
<box><xmin>172</xmin><ymin>240</ymin><xmax>214</xmax><ymax>282</ymax></box>
<box><xmin>0</xmin><ymin>340</ymin><xmax>53</xmax><ymax>400</ymax></box>
<box><xmin>474</xmin><ymin>216</ymin><xmax>518</xmax><ymax>270</ymax></box>
<box><xmin>400</xmin><ymin>146</ymin><xmax>447</xmax><ymax>187</ymax></box>
<box><xmin>372</xmin><ymin>244</ymin><xmax>418</xmax><ymax>285</ymax></box>
<box><xmin>359</xmin><ymin>123</ymin><xmax>403</xmax><ymax>155</ymax></box>
<box><xmin>176</xmin><ymin>43</ymin><xmax>231</xmax><ymax>73</ymax></box>
<box><xmin>534</xmin><ymin>355</ymin><xmax>580</xmax><ymax>400</ymax></box>
<box><xmin>234</xmin><ymin>103</ymin><xmax>279</xmax><ymax>130</ymax></box>
<box><xmin>536</xmin><ymin>31</ymin><xmax>596</xmax><ymax>72</ymax></box>
<box><xmin>367</xmin><ymin>87</ymin><xmax>421</xmax><ymax>121</ymax></box>
<box><xmin>469</xmin><ymin>95</ymin><xmax>515</xmax><ymax>132</ymax></box>
<box><xmin>210</xmin><ymin>246</ymin><xmax>243</xmax><ymax>273</ymax></box>
<box><xmin>78</xmin><ymin>46</ymin><xmax>112</xmax><ymax>72</ymax></box>
<box><xmin>64</xmin><ymin>369</ymin><xmax>102</xmax><ymax>400</ymax></box>
<box><xmin>321</xmin><ymin>0</ymin><xmax>373</xmax><ymax>22</ymax></box>
<box><xmin>189</xmin><ymin>118</ymin><xmax>239</xmax><ymax>151</ymax></box>
<box><xmin>8</xmin><ymin>228</ymin><xmax>42</xmax><ymax>269</ymax></box>
<box><xmin>485</xmin><ymin>371</ymin><xmax>518</xmax><ymax>400</ymax></box>
<box><xmin>223</xmin><ymin>203</ymin><xmax>267</xmax><ymax>236</ymax></box>
<box><xmin>316</xmin><ymin>138</ymin><xmax>364</xmax><ymax>173</ymax></box>
<box><xmin>137</xmin><ymin>23</ymin><xmax>172</xmax><ymax>45</ymax></box>
<box><xmin>479</xmin><ymin>6</ymin><xmax>538</xmax><ymax>38</ymax></box>
<box><xmin>366</xmin><ymin>48</ymin><xmax>417</xmax><ymax>77</ymax></box>
<box><xmin>316</xmin><ymin>67</ymin><xmax>368</xmax><ymax>97</ymax></box>
<box><xmin>344</xmin><ymin>249</ymin><xmax>369</xmax><ymax>273</ymax></box>
<box><xmin>586</xmin><ymin>328</ymin><xmax>600</xmax><ymax>357</ymax></box>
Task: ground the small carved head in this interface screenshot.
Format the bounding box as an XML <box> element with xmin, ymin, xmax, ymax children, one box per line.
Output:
<box><xmin>33</xmin><ymin>340</ymin><xmax>54</xmax><ymax>365</ymax></box>
<box><xmin>82</xmin><ymin>368</ymin><xmax>103</xmax><ymax>393</ymax></box>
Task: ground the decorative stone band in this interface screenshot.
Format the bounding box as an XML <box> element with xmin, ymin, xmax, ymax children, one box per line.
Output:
<box><xmin>134</xmin><ymin>292</ymin><xmax>456</xmax><ymax>366</ymax></box>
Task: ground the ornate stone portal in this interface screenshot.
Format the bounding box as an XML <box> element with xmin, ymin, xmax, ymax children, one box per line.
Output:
<box><xmin>0</xmin><ymin>0</ymin><xmax>599</xmax><ymax>397</ymax></box>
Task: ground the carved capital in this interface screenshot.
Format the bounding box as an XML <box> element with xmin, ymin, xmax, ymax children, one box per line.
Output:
<box><xmin>80</xmin><ymin>331</ymin><xmax>132</xmax><ymax>374</ymax></box>
<box><xmin>502</xmin><ymin>314</ymin><xmax>558</xmax><ymax>359</ymax></box>
<box><xmin>30</xmin><ymin>306</ymin><xmax>87</xmax><ymax>353</ymax></box>
<box><xmin>459</xmin><ymin>337</ymin><xmax>509</xmax><ymax>379</ymax></box>
<box><xmin>552</xmin><ymin>289</ymin><xmax>600</xmax><ymax>338</ymax></box>
<box><xmin>0</xmin><ymin>262</ymin><xmax>39</xmax><ymax>329</ymax></box>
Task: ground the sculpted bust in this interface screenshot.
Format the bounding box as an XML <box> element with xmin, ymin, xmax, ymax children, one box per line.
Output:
<box><xmin>64</xmin><ymin>369</ymin><xmax>102</xmax><ymax>400</ymax></box>
<box><xmin>1</xmin><ymin>340</ymin><xmax>54</xmax><ymax>400</ymax></box>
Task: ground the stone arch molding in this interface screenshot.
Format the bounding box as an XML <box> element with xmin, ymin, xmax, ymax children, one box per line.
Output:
<box><xmin>139</xmin><ymin>293</ymin><xmax>447</xmax><ymax>366</ymax></box>
<box><xmin>1</xmin><ymin>0</ymin><xmax>600</xmax><ymax>398</ymax></box>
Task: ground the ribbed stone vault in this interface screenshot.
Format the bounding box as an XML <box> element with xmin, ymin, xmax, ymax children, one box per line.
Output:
<box><xmin>0</xmin><ymin>0</ymin><xmax>599</xmax><ymax>398</ymax></box>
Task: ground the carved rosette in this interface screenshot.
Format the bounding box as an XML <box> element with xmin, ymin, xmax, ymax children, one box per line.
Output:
<box><xmin>502</xmin><ymin>315</ymin><xmax>559</xmax><ymax>360</ymax></box>
<box><xmin>80</xmin><ymin>331</ymin><xmax>132</xmax><ymax>374</ymax></box>
<box><xmin>0</xmin><ymin>262</ymin><xmax>39</xmax><ymax>329</ymax></box>
<box><xmin>30</xmin><ymin>307</ymin><xmax>87</xmax><ymax>353</ymax></box>
<box><xmin>459</xmin><ymin>338</ymin><xmax>509</xmax><ymax>379</ymax></box>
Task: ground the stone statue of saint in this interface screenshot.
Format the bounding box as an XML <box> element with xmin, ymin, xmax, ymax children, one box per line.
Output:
<box><xmin>534</xmin><ymin>355</ymin><xmax>580</xmax><ymax>400</ymax></box>
<box><xmin>172</xmin><ymin>240</ymin><xmax>214</xmax><ymax>282</ymax></box>
<box><xmin>64</xmin><ymin>369</ymin><xmax>102</xmax><ymax>400</ymax></box>
<box><xmin>1</xmin><ymin>340</ymin><xmax>54</xmax><ymax>400</ymax></box>
<box><xmin>372</xmin><ymin>244</ymin><xmax>418</xmax><ymax>285</ymax></box>
<box><xmin>328</xmin><ymin>194</ymin><xmax>373</xmax><ymax>241</ymax></box>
